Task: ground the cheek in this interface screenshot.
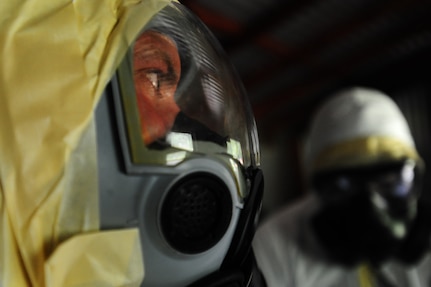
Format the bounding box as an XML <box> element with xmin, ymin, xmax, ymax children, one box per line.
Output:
<box><xmin>135</xmin><ymin>87</ymin><xmax>178</xmax><ymax>125</ymax></box>
<box><xmin>135</xmin><ymin>81</ymin><xmax>155</xmax><ymax>113</ymax></box>
<box><xmin>156</xmin><ymin>97</ymin><xmax>180</xmax><ymax>122</ymax></box>
<box><xmin>160</xmin><ymin>84</ymin><xmax>177</xmax><ymax>101</ymax></box>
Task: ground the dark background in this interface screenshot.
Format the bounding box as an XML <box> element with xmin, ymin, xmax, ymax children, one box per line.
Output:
<box><xmin>182</xmin><ymin>0</ymin><xmax>431</xmax><ymax>218</ymax></box>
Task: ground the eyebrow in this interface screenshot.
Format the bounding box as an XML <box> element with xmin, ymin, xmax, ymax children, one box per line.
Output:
<box><xmin>135</xmin><ymin>54</ymin><xmax>179</xmax><ymax>84</ymax></box>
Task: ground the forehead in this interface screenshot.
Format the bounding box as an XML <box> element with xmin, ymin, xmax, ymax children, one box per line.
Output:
<box><xmin>134</xmin><ymin>31</ymin><xmax>177</xmax><ymax>52</ymax></box>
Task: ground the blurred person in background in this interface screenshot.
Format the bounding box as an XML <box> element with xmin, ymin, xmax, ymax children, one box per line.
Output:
<box><xmin>253</xmin><ymin>87</ymin><xmax>431</xmax><ymax>287</ymax></box>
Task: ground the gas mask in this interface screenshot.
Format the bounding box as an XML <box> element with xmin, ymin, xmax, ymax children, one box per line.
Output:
<box><xmin>311</xmin><ymin>159</ymin><xmax>424</xmax><ymax>266</ymax></box>
<box><xmin>303</xmin><ymin>87</ymin><xmax>431</xmax><ymax>267</ymax></box>
<box><xmin>96</xmin><ymin>2</ymin><xmax>263</xmax><ymax>286</ymax></box>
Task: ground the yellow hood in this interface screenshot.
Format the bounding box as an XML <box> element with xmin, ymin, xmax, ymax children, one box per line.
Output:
<box><xmin>0</xmin><ymin>0</ymin><xmax>173</xmax><ymax>286</ymax></box>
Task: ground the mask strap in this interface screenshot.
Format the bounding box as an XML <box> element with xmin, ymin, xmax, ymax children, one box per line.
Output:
<box><xmin>358</xmin><ymin>263</ymin><xmax>398</xmax><ymax>287</ymax></box>
<box><xmin>358</xmin><ymin>264</ymin><xmax>374</xmax><ymax>287</ymax></box>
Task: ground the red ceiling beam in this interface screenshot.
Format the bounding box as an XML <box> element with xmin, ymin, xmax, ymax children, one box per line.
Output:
<box><xmin>221</xmin><ymin>0</ymin><xmax>319</xmax><ymax>53</ymax></box>
<box><xmin>181</xmin><ymin>0</ymin><xmax>243</xmax><ymax>34</ymax></box>
<box><xmin>256</xmin><ymin>28</ymin><xmax>431</xmax><ymax>135</ymax></box>
<box><xmin>243</xmin><ymin>0</ymin><xmax>418</xmax><ymax>90</ymax></box>
<box><xmin>182</xmin><ymin>1</ymin><xmax>315</xmax><ymax>59</ymax></box>
<box><xmin>250</xmin><ymin>0</ymin><xmax>429</xmax><ymax>119</ymax></box>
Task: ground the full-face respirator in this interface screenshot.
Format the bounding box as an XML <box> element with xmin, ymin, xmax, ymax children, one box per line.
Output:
<box><xmin>96</xmin><ymin>2</ymin><xmax>264</xmax><ymax>286</ymax></box>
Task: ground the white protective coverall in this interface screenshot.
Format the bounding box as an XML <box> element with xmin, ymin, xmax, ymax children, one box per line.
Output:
<box><xmin>253</xmin><ymin>87</ymin><xmax>431</xmax><ymax>287</ymax></box>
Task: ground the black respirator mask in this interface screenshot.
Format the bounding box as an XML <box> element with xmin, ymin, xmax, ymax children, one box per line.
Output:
<box><xmin>95</xmin><ymin>2</ymin><xmax>264</xmax><ymax>286</ymax></box>
<box><xmin>311</xmin><ymin>159</ymin><xmax>431</xmax><ymax>266</ymax></box>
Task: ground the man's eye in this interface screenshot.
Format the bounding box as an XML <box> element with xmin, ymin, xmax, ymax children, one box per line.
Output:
<box><xmin>145</xmin><ymin>71</ymin><xmax>162</xmax><ymax>90</ymax></box>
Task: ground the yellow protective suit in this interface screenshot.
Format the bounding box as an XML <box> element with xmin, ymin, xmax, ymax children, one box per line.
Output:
<box><xmin>0</xmin><ymin>0</ymin><xmax>173</xmax><ymax>286</ymax></box>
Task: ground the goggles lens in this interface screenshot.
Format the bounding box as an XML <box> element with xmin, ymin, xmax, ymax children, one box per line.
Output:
<box><xmin>313</xmin><ymin>160</ymin><xmax>419</xmax><ymax>201</ymax></box>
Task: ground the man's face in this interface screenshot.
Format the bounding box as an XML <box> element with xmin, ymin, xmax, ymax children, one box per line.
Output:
<box><xmin>314</xmin><ymin>160</ymin><xmax>419</xmax><ymax>238</ymax></box>
<box><xmin>133</xmin><ymin>30</ymin><xmax>181</xmax><ymax>145</ymax></box>
<box><xmin>310</xmin><ymin>161</ymin><xmax>420</xmax><ymax>265</ymax></box>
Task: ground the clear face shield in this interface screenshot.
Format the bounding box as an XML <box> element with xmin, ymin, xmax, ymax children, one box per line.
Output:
<box><xmin>95</xmin><ymin>2</ymin><xmax>263</xmax><ymax>286</ymax></box>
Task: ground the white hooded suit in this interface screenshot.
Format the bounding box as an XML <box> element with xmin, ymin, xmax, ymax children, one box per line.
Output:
<box><xmin>253</xmin><ymin>88</ymin><xmax>431</xmax><ymax>287</ymax></box>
